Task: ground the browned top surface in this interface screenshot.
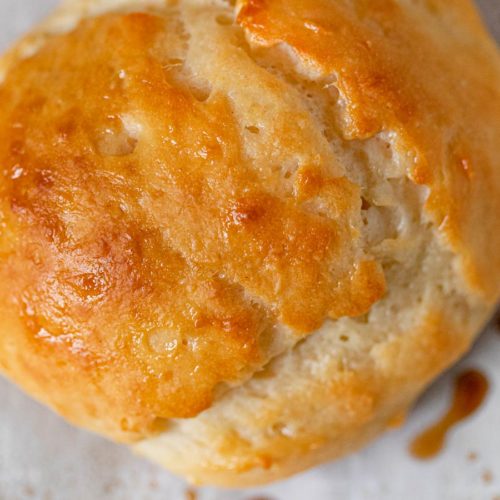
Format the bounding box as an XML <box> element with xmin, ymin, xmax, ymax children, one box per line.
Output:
<box><xmin>0</xmin><ymin>11</ymin><xmax>384</xmax><ymax>440</ymax></box>
<box><xmin>1</xmin><ymin>0</ymin><xmax>499</xmax><ymax>442</ymax></box>
<box><xmin>238</xmin><ymin>0</ymin><xmax>500</xmax><ymax>300</ymax></box>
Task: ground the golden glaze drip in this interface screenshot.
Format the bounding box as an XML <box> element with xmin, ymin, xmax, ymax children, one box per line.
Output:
<box><xmin>410</xmin><ymin>369</ymin><xmax>489</xmax><ymax>460</ymax></box>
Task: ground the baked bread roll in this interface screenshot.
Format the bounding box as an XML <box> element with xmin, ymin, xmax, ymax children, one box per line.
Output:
<box><xmin>0</xmin><ymin>0</ymin><xmax>499</xmax><ymax>486</ymax></box>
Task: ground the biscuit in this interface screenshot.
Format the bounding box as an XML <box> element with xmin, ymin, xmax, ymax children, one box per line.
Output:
<box><xmin>0</xmin><ymin>0</ymin><xmax>498</xmax><ymax>486</ymax></box>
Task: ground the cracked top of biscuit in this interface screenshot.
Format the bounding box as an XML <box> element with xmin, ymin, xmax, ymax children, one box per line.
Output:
<box><xmin>0</xmin><ymin>0</ymin><xmax>498</xmax><ymax>441</ymax></box>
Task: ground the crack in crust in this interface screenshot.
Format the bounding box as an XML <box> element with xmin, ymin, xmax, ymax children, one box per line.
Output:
<box><xmin>0</xmin><ymin>8</ymin><xmax>385</xmax><ymax>440</ymax></box>
<box><xmin>237</xmin><ymin>0</ymin><xmax>500</xmax><ymax>301</ymax></box>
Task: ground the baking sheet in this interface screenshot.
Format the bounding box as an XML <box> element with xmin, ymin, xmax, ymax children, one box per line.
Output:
<box><xmin>0</xmin><ymin>1</ymin><xmax>499</xmax><ymax>499</ymax></box>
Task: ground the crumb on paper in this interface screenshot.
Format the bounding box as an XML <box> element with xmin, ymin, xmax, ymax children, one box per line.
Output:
<box><xmin>186</xmin><ymin>488</ymin><xmax>197</xmax><ymax>500</ymax></box>
<box><xmin>23</xmin><ymin>485</ymin><xmax>35</xmax><ymax>497</ymax></box>
<box><xmin>483</xmin><ymin>470</ymin><xmax>494</xmax><ymax>484</ymax></box>
<box><xmin>467</xmin><ymin>451</ymin><xmax>478</xmax><ymax>462</ymax></box>
<box><xmin>103</xmin><ymin>480</ymin><xmax>121</xmax><ymax>494</ymax></box>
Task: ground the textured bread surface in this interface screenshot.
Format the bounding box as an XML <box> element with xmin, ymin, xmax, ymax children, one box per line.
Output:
<box><xmin>0</xmin><ymin>0</ymin><xmax>499</xmax><ymax>487</ymax></box>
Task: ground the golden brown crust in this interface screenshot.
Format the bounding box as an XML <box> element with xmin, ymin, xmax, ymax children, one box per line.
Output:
<box><xmin>0</xmin><ymin>10</ymin><xmax>384</xmax><ymax>440</ymax></box>
<box><xmin>238</xmin><ymin>0</ymin><xmax>500</xmax><ymax>301</ymax></box>
<box><xmin>0</xmin><ymin>0</ymin><xmax>499</xmax><ymax>485</ymax></box>
<box><xmin>135</xmin><ymin>307</ymin><xmax>478</xmax><ymax>487</ymax></box>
